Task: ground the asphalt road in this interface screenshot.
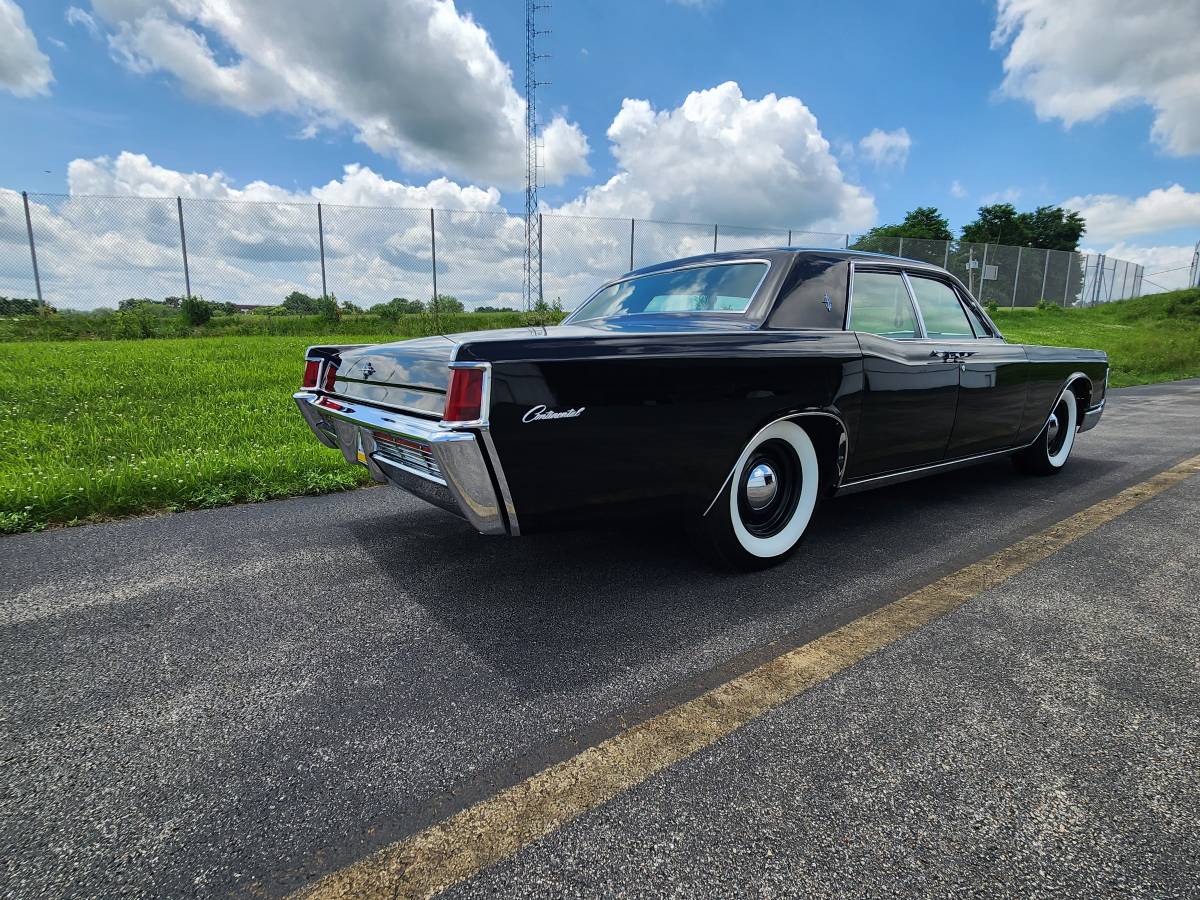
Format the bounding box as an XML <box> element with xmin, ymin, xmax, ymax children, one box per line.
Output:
<box><xmin>2</xmin><ymin>379</ymin><xmax>1198</xmax><ymax>899</ymax></box>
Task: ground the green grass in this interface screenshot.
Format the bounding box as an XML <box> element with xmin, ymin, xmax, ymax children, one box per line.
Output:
<box><xmin>0</xmin><ymin>335</ymin><xmax>395</xmax><ymax>534</ymax></box>
<box><xmin>1</xmin><ymin>290</ymin><xmax>1197</xmax><ymax>534</ymax></box>
<box><xmin>990</xmin><ymin>288</ymin><xmax>1200</xmax><ymax>387</ymax></box>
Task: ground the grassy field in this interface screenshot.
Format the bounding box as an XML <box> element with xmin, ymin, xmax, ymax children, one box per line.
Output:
<box><xmin>1</xmin><ymin>289</ymin><xmax>1197</xmax><ymax>533</ymax></box>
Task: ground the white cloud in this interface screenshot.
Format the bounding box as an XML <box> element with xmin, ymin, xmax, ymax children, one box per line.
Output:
<box><xmin>0</xmin><ymin>0</ymin><xmax>53</xmax><ymax>97</ymax></box>
<box><xmin>85</xmin><ymin>0</ymin><xmax>588</xmax><ymax>187</ymax></box>
<box><xmin>858</xmin><ymin>128</ymin><xmax>911</xmax><ymax>168</ymax></box>
<box><xmin>67</xmin><ymin>151</ymin><xmax>504</xmax><ymax>211</ymax></box>
<box><xmin>1063</xmin><ymin>184</ymin><xmax>1200</xmax><ymax>245</ymax></box>
<box><xmin>950</xmin><ymin>180</ymin><xmax>967</xmax><ymax>199</ymax></box>
<box><xmin>993</xmin><ymin>0</ymin><xmax>1200</xmax><ymax>156</ymax></box>
<box><xmin>65</xmin><ymin>5</ymin><xmax>100</xmax><ymax>37</ymax></box>
<box><xmin>556</xmin><ymin>82</ymin><xmax>876</xmax><ymax>234</ymax></box>
<box><xmin>1092</xmin><ymin>243</ymin><xmax>1195</xmax><ymax>294</ymax></box>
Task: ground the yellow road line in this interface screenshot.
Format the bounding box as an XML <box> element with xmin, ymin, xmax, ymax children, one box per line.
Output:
<box><xmin>292</xmin><ymin>454</ymin><xmax>1200</xmax><ymax>900</ymax></box>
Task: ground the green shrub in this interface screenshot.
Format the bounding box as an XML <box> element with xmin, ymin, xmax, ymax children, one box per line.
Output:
<box><xmin>181</xmin><ymin>296</ymin><xmax>215</xmax><ymax>326</ymax></box>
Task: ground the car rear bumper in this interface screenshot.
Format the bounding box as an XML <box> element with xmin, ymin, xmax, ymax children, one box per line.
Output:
<box><xmin>1079</xmin><ymin>398</ymin><xmax>1104</xmax><ymax>433</ymax></box>
<box><xmin>293</xmin><ymin>392</ymin><xmax>518</xmax><ymax>535</ymax></box>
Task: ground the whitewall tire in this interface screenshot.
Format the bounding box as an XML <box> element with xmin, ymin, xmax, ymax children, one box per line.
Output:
<box><xmin>1013</xmin><ymin>387</ymin><xmax>1078</xmax><ymax>476</ymax></box>
<box><xmin>700</xmin><ymin>421</ymin><xmax>821</xmax><ymax>570</ymax></box>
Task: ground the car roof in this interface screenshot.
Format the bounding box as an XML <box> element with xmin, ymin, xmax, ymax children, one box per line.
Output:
<box><xmin>625</xmin><ymin>247</ymin><xmax>947</xmax><ymax>278</ymax></box>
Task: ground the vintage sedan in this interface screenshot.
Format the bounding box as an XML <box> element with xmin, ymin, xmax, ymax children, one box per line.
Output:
<box><xmin>294</xmin><ymin>249</ymin><xmax>1107</xmax><ymax>568</ymax></box>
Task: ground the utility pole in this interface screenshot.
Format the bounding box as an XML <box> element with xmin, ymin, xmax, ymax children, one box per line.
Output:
<box><xmin>523</xmin><ymin>0</ymin><xmax>550</xmax><ymax>311</ymax></box>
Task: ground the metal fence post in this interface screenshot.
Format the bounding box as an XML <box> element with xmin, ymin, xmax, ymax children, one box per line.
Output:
<box><xmin>1092</xmin><ymin>254</ymin><xmax>1104</xmax><ymax>305</ymax></box>
<box><xmin>176</xmin><ymin>196</ymin><xmax>191</xmax><ymax>300</ymax></box>
<box><xmin>787</xmin><ymin>229</ymin><xmax>792</xmax><ymax>246</ymax></box>
<box><xmin>1039</xmin><ymin>249</ymin><xmax>1049</xmax><ymax>304</ymax></box>
<box><xmin>1011</xmin><ymin>246</ymin><xmax>1022</xmax><ymax>307</ymax></box>
<box><xmin>713</xmin><ymin>224</ymin><xmax>719</xmax><ymax>253</ymax></box>
<box><xmin>978</xmin><ymin>244</ymin><xmax>989</xmax><ymax>302</ymax></box>
<box><xmin>844</xmin><ymin>234</ymin><xmax>850</xmax><ymax>249</ymax></box>
<box><xmin>943</xmin><ymin>241</ymin><xmax>950</xmax><ymax>269</ymax></box>
<box><xmin>430</xmin><ymin>208</ymin><xmax>439</xmax><ymax>327</ymax></box>
<box><xmin>629</xmin><ymin>218</ymin><xmax>635</xmax><ymax>271</ymax></box>
<box><xmin>21</xmin><ymin>191</ymin><xmax>43</xmax><ymax>303</ymax></box>
<box><xmin>1065</xmin><ymin>255</ymin><xmax>1074</xmax><ymax>305</ymax></box>
<box><xmin>317</xmin><ymin>202</ymin><xmax>327</xmax><ymax>299</ymax></box>
<box><xmin>898</xmin><ymin>237</ymin><xmax>904</xmax><ymax>258</ymax></box>
<box><xmin>537</xmin><ymin>213</ymin><xmax>544</xmax><ymax>306</ymax></box>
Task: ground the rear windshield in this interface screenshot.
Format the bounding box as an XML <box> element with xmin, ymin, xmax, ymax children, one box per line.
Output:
<box><xmin>568</xmin><ymin>262</ymin><xmax>768</xmax><ymax>322</ymax></box>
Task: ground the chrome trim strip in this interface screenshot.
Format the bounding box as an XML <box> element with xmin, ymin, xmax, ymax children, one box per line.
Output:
<box><xmin>703</xmin><ymin>410</ymin><xmax>849</xmax><ymax>517</ymax></box>
<box><xmin>900</xmin><ymin>271</ymin><xmax>930</xmax><ymax>339</ymax></box>
<box><xmin>564</xmin><ymin>258</ymin><xmax>773</xmax><ymax>325</ymax></box>
<box><xmin>480</xmin><ymin>429</ymin><xmax>520</xmax><ymax>535</ymax></box>
<box><xmin>834</xmin><ymin>446</ymin><xmax>1017</xmax><ymax>496</ymax></box>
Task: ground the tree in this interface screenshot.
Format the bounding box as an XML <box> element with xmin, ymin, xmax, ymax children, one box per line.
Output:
<box><xmin>371</xmin><ymin>297</ymin><xmax>425</xmax><ymax>321</ymax></box>
<box><xmin>339</xmin><ymin>299</ymin><xmax>363</xmax><ymax>315</ymax></box>
<box><xmin>850</xmin><ymin>207</ymin><xmax>953</xmax><ymax>253</ymax></box>
<box><xmin>317</xmin><ymin>294</ymin><xmax>340</xmax><ymax>322</ymax></box>
<box><xmin>959</xmin><ymin>204</ymin><xmax>1085</xmax><ymax>251</ymax></box>
<box><xmin>180</xmin><ymin>296</ymin><xmax>214</xmax><ymax>326</ymax></box>
<box><xmin>430</xmin><ymin>294</ymin><xmax>464</xmax><ymax>314</ymax></box>
<box><xmin>281</xmin><ymin>291</ymin><xmax>324</xmax><ymax>315</ymax></box>
<box><xmin>0</xmin><ymin>296</ymin><xmax>55</xmax><ymax>316</ymax></box>
<box><xmin>1019</xmin><ymin>205</ymin><xmax>1086</xmax><ymax>252</ymax></box>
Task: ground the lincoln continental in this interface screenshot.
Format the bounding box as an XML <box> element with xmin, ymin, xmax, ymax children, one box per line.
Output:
<box><xmin>294</xmin><ymin>249</ymin><xmax>1107</xmax><ymax>568</ymax></box>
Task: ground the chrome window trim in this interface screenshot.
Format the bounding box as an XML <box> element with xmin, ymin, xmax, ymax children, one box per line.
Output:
<box><xmin>902</xmin><ymin>271</ymin><xmax>979</xmax><ymax>340</ymax></box>
<box><xmin>900</xmin><ymin>271</ymin><xmax>930</xmax><ymax>339</ymax></box>
<box><xmin>702</xmin><ymin>410</ymin><xmax>849</xmax><ymax>517</ymax></box>
<box><xmin>845</xmin><ymin>263</ymin><xmax>925</xmax><ymax>341</ymax></box>
<box><xmin>905</xmin><ymin>270</ymin><xmax>991</xmax><ymax>340</ymax></box>
<box><xmin>563</xmin><ymin>258</ymin><xmax>773</xmax><ymax>325</ymax></box>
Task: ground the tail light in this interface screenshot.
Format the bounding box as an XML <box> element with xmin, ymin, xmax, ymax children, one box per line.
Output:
<box><xmin>443</xmin><ymin>366</ymin><xmax>486</xmax><ymax>423</ymax></box>
<box><xmin>322</xmin><ymin>362</ymin><xmax>338</xmax><ymax>393</ymax></box>
<box><xmin>302</xmin><ymin>359</ymin><xmax>320</xmax><ymax>389</ymax></box>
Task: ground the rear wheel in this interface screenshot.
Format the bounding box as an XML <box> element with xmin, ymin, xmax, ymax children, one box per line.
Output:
<box><xmin>1013</xmin><ymin>387</ymin><xmax>1078</xmax><ymax>476</ymax></box>
<box><xmin>699</xmin><ymin>421</ymin><xmax>820</xmax><ymax>570</ymax></box>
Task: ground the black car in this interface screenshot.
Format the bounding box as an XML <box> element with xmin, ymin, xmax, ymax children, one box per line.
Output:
<box><xmin>295</xmin><ymin>248</ymin><xmax>1107</xmax><ymax>568</ymax></box>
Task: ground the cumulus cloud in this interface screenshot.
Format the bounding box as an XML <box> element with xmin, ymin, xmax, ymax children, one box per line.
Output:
<box><xmin>1063</xmin><ymin>184</ymin><xmax>1200</xmax><ymax>245</ymax></box>
<box><xmin>0</xmin><ymin>0</ymin><xmax>53</xmax><ymax>97</ymax></box>
<box><xmin>84</xmin><ymin>0</ymin><xmax>588</xmax><ymax>186</ymax></box>
<box><xmin>858</xmin><ymin>128</ymin><xmax>911</xmax><ymax>168</ymax></box>
<box><xmin>67</xmin><ymin>151</ymin><xmax>504</xmax><ymax>211</ymax></box>
<box><xmin>1089</xmin><ymin>243</ymin><xmax>1194</xmax><ymax>294</ymax></box>
<box><xmin>556</xmin><ymin>82</ymin><xmax>876</xmax><ymax>234</ymax></box>
<box><xmin>993</xmin><ymin>0</ymin><xmax>1200</xmax><ymax>155</ymax></box>
<box><xmin>950</xmin><ymin>180</ymin><xmax>967</xmax><ymax>199</ymax></box>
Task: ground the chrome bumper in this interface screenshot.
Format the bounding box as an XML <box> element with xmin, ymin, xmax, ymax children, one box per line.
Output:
<box><xmin>1079</xmin><ymin>398</ymin><xmax>1105</xmax><ymax>433</ymax></box>
<box><xmin>293</xmin><ymin>392</ymin><xmax>517</xmax><ymax>535</ymax></box>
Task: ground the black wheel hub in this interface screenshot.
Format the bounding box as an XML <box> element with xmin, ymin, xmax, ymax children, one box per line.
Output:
<box><xmin>737</xmin><ymin>439</ymin><xmax>802</xmax><ymax>538</ymax></box>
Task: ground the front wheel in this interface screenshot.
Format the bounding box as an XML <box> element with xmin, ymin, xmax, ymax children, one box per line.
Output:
<box><xmin>1013</xmin><ymin>387</ymin><xmax>1078</xmax><ymax>476</ymax></box>
<box><xmin>698</xmin><ymin>421</ymin><xmax>820</xmax><ymax>570</ymax></box>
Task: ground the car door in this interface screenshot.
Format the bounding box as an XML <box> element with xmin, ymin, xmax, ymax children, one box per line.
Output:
<box><xmin>904</xmin><ymin>272</ymin><xmax>1029</xmax><ymax>458</ymax></box>
<box><xmin>844</xmin><ymin>267</ymin><xmax>960</xmax><ymax>479</ymax></box>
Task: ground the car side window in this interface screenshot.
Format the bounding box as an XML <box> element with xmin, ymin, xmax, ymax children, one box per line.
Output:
<box><xmin>848</xmin><ymin>271</ymin><xmax>919</xmax><ymax>340</ymax></box>
<box><xmin>907</xmin><ymin>276</ymin><xmax>975</xmax><ymax>340</ymax></box>
<box><xmin>959</xmin><ymin>296</ymin><xmax>994</xmax><ymax>338</ymax></box>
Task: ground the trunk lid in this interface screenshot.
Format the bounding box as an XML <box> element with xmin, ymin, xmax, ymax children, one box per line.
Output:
<box><xmin>332</xmin><ymin>335</ymin><xmax>456</xmax><ymax>417</ymax></box>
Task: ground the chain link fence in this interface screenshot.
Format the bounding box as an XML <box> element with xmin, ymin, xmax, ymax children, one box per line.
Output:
<box><xmin>1</xmin><ymin>189</ymin><xmax>1146</xmax><ymax>312</ymax></box>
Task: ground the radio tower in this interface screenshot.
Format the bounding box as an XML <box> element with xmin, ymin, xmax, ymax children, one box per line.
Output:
<box><xmin>523</xmin><ymin>0</ymin><xmax>548</xmax><ymax>311</ymax></box>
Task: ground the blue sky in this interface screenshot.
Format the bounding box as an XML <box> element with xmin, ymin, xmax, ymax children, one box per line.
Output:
<box><xmin>1</xmin><ymin>0</ymin><xmax>1198</xmax><ymax>289</ymax></box>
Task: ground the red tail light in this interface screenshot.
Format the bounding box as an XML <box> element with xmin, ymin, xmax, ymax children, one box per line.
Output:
<box><xmin>302</xmin><ymin>359</ymin><xmax>320</xmax><ymax>389</ymax></box>
<box><xmin>444</xmin><ymin>367</ymin><xmax>485</xmax><ymax>423</ymax></box>
<box><xmin>322</xmin><ymin>362</ymin><xmax>338</xmax><ymax>393</ymax></box>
